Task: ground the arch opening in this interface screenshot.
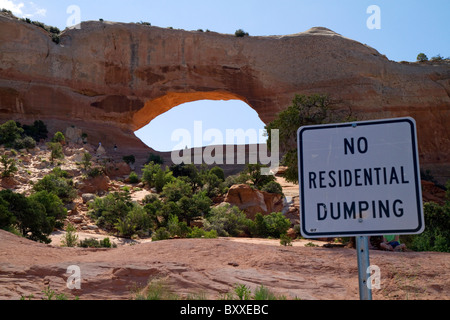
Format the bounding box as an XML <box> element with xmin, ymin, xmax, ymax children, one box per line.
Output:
<box><xmin>135</xmin><ymin>98</ymin><xmax>267</xmax><ymax>153</ymax></box>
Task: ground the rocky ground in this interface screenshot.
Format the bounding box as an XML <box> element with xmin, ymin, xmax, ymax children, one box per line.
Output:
<box><xmin>0</xmin><ymin>229</ymin><xmax>449</xmax><ymax>300</ymax></box>
<box><xmin>0</xmin><ymin>142</ymin><xmax>449</xmax><ymax>300</ymax></box>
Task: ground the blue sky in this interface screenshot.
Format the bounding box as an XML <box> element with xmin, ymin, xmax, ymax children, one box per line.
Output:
<box><xmin>2</xmin><ymin>0</ymin><xmax>449</xmax><ymax>151</ymax></box>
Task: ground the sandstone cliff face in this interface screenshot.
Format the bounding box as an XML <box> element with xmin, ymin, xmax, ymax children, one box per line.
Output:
<box><xmin>0</xmin><ymin>15</ymin><xmax>449</xmax><ymax>177</ymax></box>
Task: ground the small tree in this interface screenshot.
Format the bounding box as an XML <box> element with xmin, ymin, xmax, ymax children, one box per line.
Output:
<box><xmin>47</xmin><ymin>142</ymin><xmax>64</xmax><ymax>163</ymax></box>
<box><xmin>52</xmin><ymin>131</ymin><xmax>65</xmax><ymax>144</ymax></box>
<box><xmin>235</xmin><ymin>29</ymin><xmax>249</xmax><ymax>37</ymax></box>
<box><xmin>417</xmin><ymin>53</ymin><xmax>428</xmax><ymax>62</ymax></box>
<box><xmin>266</xmin><ymin>94</ymin><xmax>354</xmax><ymax>183</ymax></box>
<box><xmin>61</xmin><ymin>223</ymin><xmax>78</xmax><ymax>247</ymax></box>
<box><xmin>0</xmin><ymin>120</ymin><xmax>23</xmax><ymax>146</ymax></box>
<box><xmin>81</xmin><ymin>152</ymin><xmax>92</xmax><ymax>171</ymax></box>
<box><xmin>1</xmin><ymin>154</ymin><xmax>18</xmax><ymax>178</ymax></box>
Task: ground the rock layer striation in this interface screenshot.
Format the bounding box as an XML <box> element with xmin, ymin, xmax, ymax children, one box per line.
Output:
<box><xmin>0</xmin><ymin>15</ymin><xmax>449</xmax><ymax>177</ymax></box>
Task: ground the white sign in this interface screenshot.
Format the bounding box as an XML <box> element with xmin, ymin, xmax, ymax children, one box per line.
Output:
<box><xmin>298</xmin><ymin>117</ymin><xmax>424</xmax><ymax>238</ymax></box>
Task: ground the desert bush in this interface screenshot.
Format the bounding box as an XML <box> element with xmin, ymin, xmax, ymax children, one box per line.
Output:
<box><xmin>33</xmin><ymin>169</ymin><xmax>77</xmax><ymax>204</ymax></box>
<box><xmin>89</xmin><ymin>191</ymin><xmax>151</xmax><ymax>237</ymax></box>
<box><xmin>28</xmin><ymin>191</ymin><xmax>67</xmax><ymax>229</ymax></box>
<box><xmin>0</xmin><ymin>120</ymin><xmax>23</xmax><ymax>146</ymax></box>
<box><xmin>81</xmin><ymin>152</ymin><xmax>92</xmax><ymax>171</ymax></box>
<box><xmin>209</xmin><ymin>166</ymin><xmax>225</xmax><ymax>181</ymax></box>
<box><xmin>0</xmin><ymin>190</ymin><xmax>53</xmax><ymax>243</ymax></box>
<box><xmin>61</xmin><ymin>223</ymin><xmax>78</xmax><ymax>247</ymax></box>
<box><xmin>417</xmin><ymin>53</ymin><xmax>428</xmax><ymax>62</ymax></box>
<box><xmin>280</xmin><ymin>233</ymin><xmax>293</xmax><ymax>246</ymax></box>
<box><xmin>187</xmin><ymin>226</ymin><xmax>217</xmax><ymax>239</ymax></box>
<box><xmin>87</xmin><ymin>166</ymin><xmax>105</xmax><ymax>178</ymax></box>
<box><xmin>204</xmin><ymin>204</ymin><xmax>250</xmax><ymax>237</ymax></box>
<box><xmin>115</xmin><ymin>205</ymin><xmax>152</xmax><ymax>238</ymax></box>
<box><xmin>161</xmin><ymin>178</ymin><xmax>192</xmax><ymax>202</ymax></box>
<box><xmin>1</xmin><ymin>154</ymin><xmax>18</xmax><ymax>178</ymax></box>
<box><xmin>235</xmin><ymin>29</ymin><xmax>249</xmax><ymax>37</ymax></box>
<box><xmin>146</xmin><ymin>153</ymin><xmax>164</xmax><ymax>165</ymax></box>
<box><xmin>250</xmin><ymin>212</ymin><xmax>291</xmax><ymax>238</ymax></box>
<box><xmin>129</xmin><ymin>171</ymin><xmax>139</xmax><ymax>183</ymax></box>
<box><xmin>261</xmin><ymin>181</ymin><xmax>283</xmax><ymax>195</ymax></box>
<box><xmin>152</xmin><ymin>227</ymin><xmax>171</xmax><ymax>241</ymax></box>
<box><xmin>239</xmin><ymin>164</ymin><xmax>276</xmax><ymax>190</ymax></box>
<box><xmin>47</xmin><ymin>142</ymin><xmax>64</xmax><ymax>162</ymax></box>
<box><xmin>19</xmin><ymin>120</ymin><xmax>48</xmax><ymax>141</ymax></box>
<box><xmin>52</xmin><ymin>131</ymin><xmax>65</xmax><ymax>143</ymax></box>
<box><xmin>142</xmin><ymin>162</ymin><xmax>174</xmax><ymax>191</ymax></box>
<box><xmin>408</xmin><ymin>201</ymin><xmax>450</xmax><ymax>252</ymax></box>
<box><xmin>89</xmin><ymin>191</ymin><xmax>133</xmax><ymax>229</ymax></box>
<box><xmin>16</xmin><ymin>136</ymin><xmax>36</xmax><ymax>150</ymax></box>
<box><xmin>79</xmin><ymin>237</ymin><xmax>116</xmax><ymax>248</ymax></box>
<box><xmin>166</xmin><ymin>214</ymin><xmax>190</xmax><ymax>238</ymax></box>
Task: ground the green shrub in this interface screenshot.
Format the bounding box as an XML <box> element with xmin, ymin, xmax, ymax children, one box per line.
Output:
<box><xmin>187</xmin><ymin>226</ymin><xmax>217</xmax><ymax>239</ymax></box>
<box><xmin>61</xmin><ymin>223</ymin><xmax>78</xmax><ymax>247</ymax></box>
<box><xmin>261</xmin><ymin>181</ymin><xmax>283</xmax><ymax>195</ymax></box>
<box><xmin>1</xmin><ymin>154</ymin><xmax>18</xmax><ymax>178</ymax></box>
<box><xmin>81</xmin><ymin>152</ymin><xmax>92</xmax><ymax>171</ymax></box>
<box><xmin>142</xmin><ymin>162</ymin><xmax>174</xmax><ymax>191</ymax></box>
<box><xmin>0</xmin><ymin>190</ymin><xmax>53</xmax><ymax>243</ymax></box>
<box><xmin>87</xmin><ymin>166</ymin><xmax>105</xmax><ymax>178</ymax></box>
<box><xmin>167</xmin><ymin>215</ymin><xmax>190</xmax><ymax>238</ymax></box>
<box><xmin>33</xmin><ymin>169</ymin><xmax>77</xmax><ymax>204</ymax></box>
<box><xmin>280</xmin><ymin>233</ymin><xmax>293</xmax><ymax>246</ymax></box>
<box><xmin>129</xmin><ymin>171</ymin><xmax>139</xmax><ymax>183</ymax></box>
<box><xmin>408</xmin><ymin>201</ymin><xmax>450</xmax><ymax>252</ymax></box>
<box><xmin>20</xmin><ymin>120</ymin><xmax>48</xmax><ymax>141</ymax></box>
<box><xmin>152</xmin><ymin>227</ymin><xmax>171</xmax><ymax>241</ymax></box>
<box><xmin>89</xmin><ymin>191</ymin><xmax>151</xmax><ymax>237</ymax></box>
<box><xmin>204</xmin><ymin>204</ymin><xmax>250</xmax><ymax>237</ymax></box>
<box><xmin>146</xmin><ymin>153</ymin><xmax>164</xmax><ymax>165</ymax></box>
<box><xmin>47</xmin><ymin>142</ymin><xmax>64</xmax><ymax>162</ymax></box>
<box><xmin>250</xmin><ymin>212</ymin><xmax>291</xmax><ymax>238</ymax></box>
<box><xmin>52</xmin><ymin>131</ymin><xmax>65</xmax><ymax>143</ymax></box>
<box><xmin>161</xmin><ymin>178</ymin><xmax>192</xmax><ymax>202</ymax></box>
<box><xmin>28</xmin><ymin>191</ymin><xmax>67</xmax><ymax>229</ymax></box>
<box><xmin>239</xmin><ymin>164</ymin><xmax>276</xmax><ymax>190</ymax></box>
<box><xmin>79</xmin><ymin>237</ymin><xmax>115</xmax><ymax>248</ymax></box>
<box><xmin>114</xmin><ymin>205</ymin><xmax>151</xmax><ymax>238</ymax></box>
<box><xmin>0</xmin><ymin>120</ymin><xmax>23</xmax><ymax>146</ymax></box>
<box><xmin>417</xmin><ymin>53</ymin><xmax>428</xmax><ymax>62</ymax></box>
<box><xmin>89</xmin><ymin>191</ymin><xmax>133</xmax><ymax>229</ymax></box>
<box><xmin>209</xmin><ymin>166</ymin><xmax>225</xmax><ymax>181</ymax></box>
<box><xmin>235</xmin><ymin>29</ymin><xmax>249</xmax><ymax>37</ymax></box>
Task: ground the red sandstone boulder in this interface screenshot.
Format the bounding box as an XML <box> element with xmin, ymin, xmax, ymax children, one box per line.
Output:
<box><xmin>224</xmin><ymin>184</ymin><xmax>284</xmax><ymax>219</ymax></box>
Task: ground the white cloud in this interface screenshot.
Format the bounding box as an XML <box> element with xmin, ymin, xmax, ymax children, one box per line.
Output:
<box><xmin>0</xmin><ymin>0</ymin><xmax>46</xmax><ymax>18</ymax></box>
<box><xmin>0</xmin><ymin>0</ymin><xmax>25</xmax><ymax>15</ymax></box>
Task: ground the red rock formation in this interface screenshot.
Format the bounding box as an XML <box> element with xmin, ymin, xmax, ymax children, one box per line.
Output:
<box><xmin>0</xmin><ymin>14</ymin><xmax>449</xmax><ymax>179</ymax></box>
<box><xmin>224</xmin><ymin>184</ymin><xmax>284</xmax><ymax>219</ymax></box>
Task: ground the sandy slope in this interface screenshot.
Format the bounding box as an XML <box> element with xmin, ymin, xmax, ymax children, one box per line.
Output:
<box><xmin>0</xmin><ymin>230</ymin><xmax>448</xmax><ymax>300</ymax></box>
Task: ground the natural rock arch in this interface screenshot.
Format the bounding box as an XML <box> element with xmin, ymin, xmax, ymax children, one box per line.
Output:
<box><xmin>0</xmin><ymin>14</ymin><xmax>449</xmax><ymax>178</ymax></box>
<box><xmin>132</xmin><ymin>91</ymin><xmax>250</xmax><ymax>132</ymax></box>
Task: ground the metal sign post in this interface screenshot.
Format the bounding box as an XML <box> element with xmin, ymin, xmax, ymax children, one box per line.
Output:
<box><xmin>356</xmin><ymin>236</ymin><xmax>372</xmax><ymax>300</ymax></box>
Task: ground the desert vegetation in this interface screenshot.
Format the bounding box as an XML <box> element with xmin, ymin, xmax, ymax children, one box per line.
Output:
<box><xmin>0</xmin><ymin>112</ymin><xmax>448</xmax><ymax>252</ymax></box>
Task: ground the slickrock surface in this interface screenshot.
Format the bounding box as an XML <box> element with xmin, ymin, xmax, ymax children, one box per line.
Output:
<box><xmin>0</xmin><ymin>229</ymin><xmax>449</xmax><ymax>300</ymax></box>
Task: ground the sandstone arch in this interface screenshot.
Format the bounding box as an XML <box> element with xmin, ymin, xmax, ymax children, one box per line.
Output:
<box><xmin>0</xmin><ymin>14</ymin><xmax>449</xmax><ymax>179</ymax></box>
<box><xmin>133</xmin><ymin>91</ymin><xmax>251</xmax><ymax>132</ymax></box>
